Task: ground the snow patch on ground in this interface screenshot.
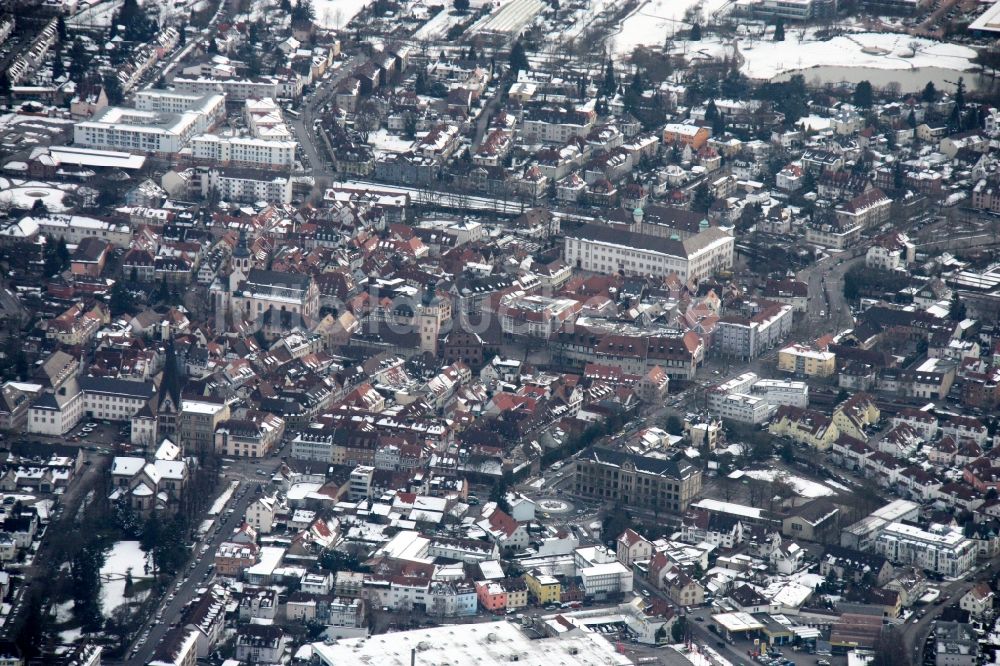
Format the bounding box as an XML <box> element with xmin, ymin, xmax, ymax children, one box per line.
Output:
<box><xmin>740</xmin><ymin>469</ymin><xmax>836</xmax><ymax>498</ymax></box>
<box><xmin>209</xmin><ymin>480</ymin><xmax>239</xmax><ymax>516</ymax></box>
<box><xmin>561</xmin><ymin>0</ymin><xmax>613</xmax><ymax>41</ymax></box>
<box><xmin>53</xmin><ymin>600</ymin><xmax>74</xmax><ymax>624</ymax></box>
<box><xmin>59</xmin><ymin>626</ymin><xmax>83</xmax><ymax>643</ymax></box>
<box><xmin>825</xmin><ymin>479</ymin><xmax>852</xmax><ymax>492</ymax></box>
<box><xmin>100</xmin><ymin>541</ymin><xmax>152</xmax><ymax>617</ymax></box>
<box><xmin>613</xmin><ymin>12</ymin><xmax>977</xmax><ymax>81</ymax></box>
<box><xmin>791</xmin><ymin>572</ymin><xmax>826</xmax><ymax>589</ymax></box>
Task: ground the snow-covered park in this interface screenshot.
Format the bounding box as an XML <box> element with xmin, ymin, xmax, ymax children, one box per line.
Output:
<box><xmin>735</xmin><ymin>469</ymin><xmax>838</xmax><ymax>498</ymax></box>
<box><xmin>0</xmin><ymin>179</ymin><xmax>71</xmax><ymax>213</ymax></box>
<box><xmin>610</xmin><ymin>0</ymin><xmax>735</xmax><ymax>55</ymax></box>
<box><xmin>312</xmin><ymin>0</ymin><xmax>375</xmax><ymax>29</ymax></box>
<box><xmin>100</xmin><ymin>540</ymin><xmax>153</xmax><ymax>617</ymax></box>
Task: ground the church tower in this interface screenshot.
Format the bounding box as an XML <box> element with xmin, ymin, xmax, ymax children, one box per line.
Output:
<box><xmin>229</xmin><ymin>230</ymin><xmax>252</xmax><ymax>292</ymax></box>
<box><xmin>417</xmin><ymin>280</ymin><xmax>442</xmax><ymax>356</ymax></box>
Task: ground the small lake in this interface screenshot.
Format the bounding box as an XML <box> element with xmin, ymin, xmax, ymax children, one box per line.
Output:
<box><xmin>773</xmin><ymin>66</ymin><xmax>1000</xmax><ymax>93</ymax></box>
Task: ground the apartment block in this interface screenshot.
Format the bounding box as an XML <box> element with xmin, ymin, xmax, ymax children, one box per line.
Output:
<box><xmin>74</xmin><ymin>93</ymin><xmax>224</xmax><ymax>156</ymax></box>
<box><xmin>874</xmin><ymin>523</ymin><xmax>977</xmax><ymax>578</ymax></box>
<box><xmin>778</xmin><ymin>344</ymin><xmax>836</xmax><ymax>377</ymax></box>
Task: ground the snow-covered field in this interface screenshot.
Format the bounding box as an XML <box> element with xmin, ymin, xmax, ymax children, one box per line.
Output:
<box><xmin>739</xmin><ymin>469</ymin><xmax>836</xmax><ymax>498</ymax></box>
<box><xmin>313</xmin><ymin>0</ymin><xmax>375</xmax><ymax>29</ymax></box>
<box><xmin>560</xmin><ymin>0</ymin><xmax>613</xmax><ymax>41</ymax></box>
<box><xmin>0</xmin><ymin>182</ymin><xmax>69</xmax><ymax>212</ymax></box>
<box><xmin>611</xmin><ymin>0</ymin><xmax>733</xmax><ymax>55</ymax></box>
<box><xmin>412</xmin><ymin>8</ymin><xmax>466</xmax><ymax>40</ymax></box>
<box><xmin>610</xmin><ymin>6</ymin><xmax>977</xmax><ymax>82</ymax></box>
<box><xmin>100</xmin><ymin>541</ymin><xmax>152</xmax><ymax>617</ymax></box>
<box><xmin>368</xmin><ymin>128</ymin><xmax>415</xmax><ymax>156</ymax></box>
<box><xmin>737</xmin><ymin>31</ymin><xmax>977</xmax><ymax>80</ymax></box>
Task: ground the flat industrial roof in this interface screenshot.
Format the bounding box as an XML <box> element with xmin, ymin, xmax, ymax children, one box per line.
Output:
<box><xmin>245</xmin><ymin>546</ymin><xmax>285</xmax><ymax>577</ymax></box>
<box><xmin>713</xmin><ymin>612</ymin><xmax>766</xmax><ymax>633</ymax></box>
<box><xmin>49</xmin><ymin>145</ymin><xmax>147</xmax><ymax>170</ymax></box>
<box><xmin>311</xmin><ymin>620</ymin><xmax>633</xmax><ymax>666</ymax></box>
<box><xmin>970</xmin><ymin>1</ymin><xmax>1000</xmax><ymax>32</ymax></box>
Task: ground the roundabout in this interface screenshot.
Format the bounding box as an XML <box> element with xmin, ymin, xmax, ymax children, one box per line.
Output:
<box><xmin>537</xmin><ymin>499</ymin><xmax>572</xmax><ymax>514</ymax></box>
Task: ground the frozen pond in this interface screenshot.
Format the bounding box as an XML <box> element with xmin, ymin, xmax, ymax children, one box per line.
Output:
<box><xmin>774</xmin><ymin>65</ymin><xmax>994</xmax><ymax>93</ymax></box>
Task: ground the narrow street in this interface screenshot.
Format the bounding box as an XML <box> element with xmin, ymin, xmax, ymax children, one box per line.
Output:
<box><xmin>288</xmin><ymin>54</ymin><xmax>368</xmax><ymax>179</ymax></box>
<box><xmin>796</xmin><ymin>245</ymin><xmax>867</xmax><ymax>337</ymax></box>
<box><xmin>471</xmin><ymin>83</ymin><xmax>505</xmax><ymax>150</ymax></box>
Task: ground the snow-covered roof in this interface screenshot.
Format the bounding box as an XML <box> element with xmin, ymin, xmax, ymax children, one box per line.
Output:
<box><xmin>111</xmin><ymin>456</ymin><xmax>145</xmax><ymax>477</ymax></box>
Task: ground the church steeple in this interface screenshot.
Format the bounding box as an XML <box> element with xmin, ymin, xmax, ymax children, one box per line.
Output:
<box><xmin>158</xmin><ymin>340</ymin><xmax>183</xmax><ymax>411</ymax></box>
<box><xmin>155</xmin><ymin>340</ymin><xmax>185</xmax><ymax>444</ymax></box>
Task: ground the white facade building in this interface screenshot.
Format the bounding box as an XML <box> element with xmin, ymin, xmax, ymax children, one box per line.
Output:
<box><xmin>245</xmin><ymin>495</ymin><xmax>280</xmax><ymax>534</ymax></box>
<box><xmin>564</xmin><ymin>223</ymin><xmax>734</xmax><ymax>282</ymax></box>
<box><xmin>579</xmin><ymin>562</ymin><xmax>634</xmax><ymax>598</ymax></box>
<box><xmin>710</xmin><ymin>393</ymin><xmax>772</xmax><ymax>424</ymax></box>
<box><xmin>706</xmin><ymin>373</ymin><xmax>806</xmax><ymax>424</ymax></box>
<box><xmin>750</xmin><ymin>379</ymin><xmax>809</xmax><ymax>408</ymax></box>
<box><xmin>867</xmin><ymin>233</ymin><xmax>916</xmax><ymax>271</ymax></box>
<box><xmin>197</xmin><ymin>167</ymin><xmax>293</xmax><ymax>204</ymax></box>
<box><xmin>191</xmin><ymin>135</ymin><xmax>296</xmax><ymax>170</ymax></box>
<box><xmin>28</xmin><ymin>377</ymin><xmax>156</xmax><ymax>436</ymax></box>
<box><xmin>172</xmin><ymin>76</ymin><xmax>283</xmax><ymax>101</ymax></box>
<box><xmin>74</xmin><ymin>93</ymin><xmax>224</xmax><ymax>155</ymax></box>
<box><xmin>874</xmin><ymin>522</ymin><xmax>977</xmax><ymax>578</ymax></box>
<box><xmin>134</xmin><ymin>90</ymin><xmax>226</xmax><ymax>121</ymax></box>
<box><xmin>31</xmin><ymin>214</ymin><xmax>133</xmax><ymax>247</ymax></box>
<box><xmin>290</xmin><ymin>430</ymin><xmax>334</xmax><ymax>462</ymax></box>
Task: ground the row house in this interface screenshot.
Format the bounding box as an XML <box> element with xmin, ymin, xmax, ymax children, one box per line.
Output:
<box><xmin>769</xmin><ymin>405</ymin><xmax>839</xmax><ymax>450</ymax></box>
